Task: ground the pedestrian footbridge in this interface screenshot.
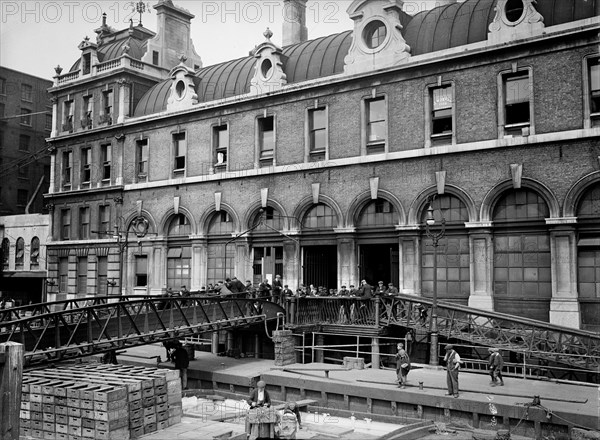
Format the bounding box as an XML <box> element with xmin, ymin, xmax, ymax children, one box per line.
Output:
<box><xmin>0</xmin><ymin>295</ymin><xmax>284</xmax><ymax>367</ymax></box>
<box><xmin>289</xmin><ymin>295</ymin><xmax>600</xmax><ymax>381</ymax></box>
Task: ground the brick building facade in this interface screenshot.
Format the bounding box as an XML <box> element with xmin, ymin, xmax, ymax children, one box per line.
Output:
<box><xmin>0</xmin><ymin>67</ymin><xmax>52</xmax><ymax>215</ymax></box>
<box><xmin>45</xmin><ymin>0</ymin><xmax>600</xmax><ymax>331</ymax></box>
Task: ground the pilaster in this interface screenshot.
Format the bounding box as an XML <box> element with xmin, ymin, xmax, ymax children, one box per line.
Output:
<box><xmin>396</xmin><ymin>225</ymin><xmax>419</xmax><ymax>294</ymax></box>
<box><xmin>234</xmin><ymin>240</ymin><xmax>251</xmax><ymax>284</ymax></box>
<box><xmin>116</xmin><ymin>78</ymin><xmax>131</xmax><ymax>124</ymax></box>
<box><xmin>191</xmin><ymin>237</ymin><xmax>207</xmax><ymax>291</ymax></box>
<box><xmin>150</xmin><ymin>241</ymin><xmax>166</xmax><ymax>296</ymax></box>
<box><xmin>336</xmin><ymin>231</ymin><xmax>357</xmax><ymax>289</ymax></box>
<box><xmin>548</xmin><ymin>219</ymin><xmax>580</xmax><ymax>329</ymax></box>
<box><xmin>283</xmin><ymin>238</ymin><xmax>300</xmax><ymax>290</ymax></box>
<box><xmin>466</xmin><ymin>222</ymin><xmax>494</xmax><ymax>311</ymax></box>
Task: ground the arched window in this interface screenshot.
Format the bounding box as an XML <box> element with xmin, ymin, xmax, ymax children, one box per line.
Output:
<box><xmin>208</xmin><ymin>211</ymin><xmax>234</xmax><ymax>235</ymax></box>
<box><xmin>576</xmin><ymin>182</ymin><xmax>600</xmax><ymax>331</ymax></box>
<box><xmin>167</xmin><ymin>213</ymin><xmax>191</xmax><ymax>236</ymax></box>
<box><xmin>166</xmin><ymin>214</ymin><xmax>192</xmax><ymax>291</ymax></box>
<box><xmin>15</xmin><ymin>237</ymin><xmax>24</xmax><ymax>269</ymax></box>
<box><xmin>1</xmin><ymin>238</ymin><xmax>10</xmax><ymax>270</ymax></box>
<box><xmin>420</xmin><ymin>195</ymin><xmax>470</xmax><ymax>304</ymax></box>
<box><xmin>492</xmin><ymin>189</ymin><xmax>550</xmax><ymax>321</ymax></box>
<box><xmin>357</xmin><ymin>199</ymin><xmax>395</xmax><ymax>227</ymax></box>
<box><xmin>251</xmin><ymin>206</ymin><xmax>285</xmax><ymax>233</ymax></box>
<box><xmin>302</xmin><ymin>203</ymin><xmax>337</xmax><ymax>230</ymax></box>
<box><xmin>207</xmin><ymin>210</ymin><xmax>235</xmax><ymax>285</ymax></box>
<box><xmin>30</xmin><ymin>237</ymin><xmax>40</xmax><ymax>269</ymax></box>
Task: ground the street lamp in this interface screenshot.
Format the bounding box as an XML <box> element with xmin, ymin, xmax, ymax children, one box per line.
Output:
<box><xmin>424</xmin><ymin>196</ymin><xmax>445</xmax><ymax>366</ymax></box>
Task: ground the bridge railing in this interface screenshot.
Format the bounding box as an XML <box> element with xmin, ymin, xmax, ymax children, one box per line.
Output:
<box><xmin>0</xmin><ymin>295</ymin><xmax>284</xmax><ymax>366</ymax></box>
<box><xmin>287</xmin><ymin>294</ymin><xmax>600</xmax><ymax>371</ymax></box>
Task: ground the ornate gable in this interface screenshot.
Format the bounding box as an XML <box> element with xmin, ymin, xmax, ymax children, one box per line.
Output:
<box><xmin>343</xmin><ymin>0</ymin><xmax>410</xmax><ymax>76</ymax></box>
<box><xmin>488</xmin><ymin>0</ymin><xmax>545</xmax><ymax>44</ymax></box>
<box><xmin>166</xmin><ymin>56</ymin><xmax>198</xmax><ymax>112</ymax></box>
<box><xmin>250</xmin><ymin>28</ymin><xmax>287</xmax><ymax>95</ymax></box>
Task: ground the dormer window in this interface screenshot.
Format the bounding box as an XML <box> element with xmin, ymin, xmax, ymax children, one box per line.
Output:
<box><xmin>82</xmin><ymin>53</ymin><xmax>91</xmax><ymax>75</ymax></box>
<box><xmin>363</xmin><ymin>20</ymin><xmax>387</xmax><ymax>50</ymax></box>
<box><xmin>260</xmin><ymin>59</ymin><xmax>274</xmax><ymax>80</ymax></box>
<box><xmin>505</xmin><ymin>0</ymin><xmax>525</xmax><ymax>23</ymax></box>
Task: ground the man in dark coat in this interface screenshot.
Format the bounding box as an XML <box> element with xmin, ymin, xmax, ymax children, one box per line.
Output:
<box><xmin>358</xmin><ymin>280</ymin><xmax>373</xmax><ymax>299</ymax></box>
<box><xmin>488</xmin><ymin>348</ymin><xmax>505</xmax><ymax>386</ymax></box>
<box><xmin>171</xmin><ymin>342</ymin><xmax>190</xmax><ymax>390</ymax></box>
<box><xmin>395</xmin><ymin>343</ymin><xmax>411</xmax><ymax>388</ymax></box>
<box><xmin>272</xmin><ymin>275</ymin><xmax>283</xmax><ymax>303</ymax></box>
<box><xmin>247</xmin><ymin>380</ymin><xmax>271</xmax><ymax>407</ymax></box>
<box><xmin>375</xmin><ymin>281</ymin><xmax>387</xmax><ymax>296</ymax></box>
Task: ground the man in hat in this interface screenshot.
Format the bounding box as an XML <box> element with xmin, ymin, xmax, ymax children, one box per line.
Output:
<box><xmin>375</xmin><ymin>281</ymin><xmax>387</xmax><ymax>296</ymax></box>
<box><xmin>395</xmin><ymin>343</ymin><xmax>411</xmax><ymax>388</ymax></box>
<box><xmin>247</xmin><ymin>380</ymin><xmax>271</xmax><ymax>408</ymax></box>
<box><xmin>488</xmin><ymin>348</ymin><xmax>505</xmax><ymax>386</ymax></box>
<box><xmin>272</xmin><ymin>275</ymin><xmax>283</xmax><ymax>304</ymax></box>
<box><xmin>444</xmin><ymin>344</ymin><xmax>461</xmax><ymax>397</ymax></box>
<box><xmin>246</xmin><ymin>380</ymin><xmax>274</xmax><ymax>439</ymax></box>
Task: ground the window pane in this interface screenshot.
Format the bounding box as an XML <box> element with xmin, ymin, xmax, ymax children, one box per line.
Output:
<box><xmin>311</xmin><ymin>109</ymin><xmax>326</xmax><ymax>130</ymax></box>
<box><xmin>591</xmin><ymin>63</ymin><xmax>600</xmax><ymax>92</ymax></box>
<box><xmin>368</xmin><ymin>99</ymin><xmax>385</xmax><ymax>122</ymax></box>
<box><xmin>506</xmin><ymin>76</ymin><xmax>530</xmax><ymax>104</ymax></box>
<box><xmin>433</xmin><ymin>87</ymin><xmax>453</xmax><ymax>110</ymax></box>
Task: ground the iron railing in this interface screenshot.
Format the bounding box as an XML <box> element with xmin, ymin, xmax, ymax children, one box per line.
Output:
<box><xmin>0</xmin><ymin>295</ymin><xmax>284</xmax><ymax>366</ymax></box>
<box><xmin>287</xmin><ymin>295</ymin><xmax>600</xmax><ymax>373</ymax></box>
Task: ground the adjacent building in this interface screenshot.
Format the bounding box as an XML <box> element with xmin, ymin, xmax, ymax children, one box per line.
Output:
<box><xmin>0</xmin><ymin>214</ymin><xmax>49</xmax><ymax>305</ymax></box>
<box><xmin>0</xmin><ymin>68</ymin><xmax>52</xmax><ymax>305</ymax></box>
<box><xmin>45</xmin><ymin>0</ymin><xmax>600</xmax><ymax>331</ymax></box>
<box><xmin>0</xmin><ymin>67</ymin><xmax>52</xmax><ymax>215</ymax></box>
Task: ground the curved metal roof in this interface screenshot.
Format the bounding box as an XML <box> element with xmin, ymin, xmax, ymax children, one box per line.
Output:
<box><xmin>134</xmin><ymin>0</ymin><xmax>599</xmax><ymax>117</ymax></box>
<box><xmin>69</xmin><ymin>31</ymin><xmax>153</xmax><ymax>72</ymax></box>
<box><xmin>134</xmin><ymin>30</ymin><xmax>353</xmax><ymax>116</ymax></box>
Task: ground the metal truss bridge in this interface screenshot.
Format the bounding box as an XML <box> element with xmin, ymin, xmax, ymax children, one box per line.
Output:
<box><xmin>290</xmin><ymin>294</ymin><xmax>600</xmax><ymax>379</ymax></box>
<box><xmin>0</xmin><ymin>295</ymin><xmax>284</xmax><ymax>367</ymax></box>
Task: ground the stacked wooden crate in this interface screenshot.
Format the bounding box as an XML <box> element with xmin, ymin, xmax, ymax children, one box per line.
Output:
<box><xmin>20</xmin><ymin>364</ymin><xmax>182</xmax><ymax>439</ymax></box>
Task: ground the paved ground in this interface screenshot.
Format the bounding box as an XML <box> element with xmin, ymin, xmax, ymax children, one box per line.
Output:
<box><xmin>116</xmin><ymin>344</ymin><xmax>596</xmax><ymax>439</ymax></box>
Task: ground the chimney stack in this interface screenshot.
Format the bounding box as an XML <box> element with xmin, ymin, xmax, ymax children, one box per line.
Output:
<box><xmin>282</xmin><ymin>0</ymin><xmax>308</xmax><ymax>46</ymax></box>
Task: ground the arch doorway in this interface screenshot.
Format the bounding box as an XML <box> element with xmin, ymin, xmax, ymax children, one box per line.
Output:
<box><xmin>356</xmin><ymin>198</ymin><xmax>399</xmax><ymax>287</ymax></box>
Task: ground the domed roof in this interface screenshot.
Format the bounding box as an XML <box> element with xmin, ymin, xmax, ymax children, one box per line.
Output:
<box><xmin>134</xmin><ymin>30</ymin><xmax>353</xmax><ymax>117</ymax></box>
<box><xmin>69</xmin><ymin>27</ymin><xmax>154</xmax><ymax>73</ymax></box>
<box><xmin>133</xmin><ymin>0</ymin><xmax>600</xmax><ymax>117</ymax></box>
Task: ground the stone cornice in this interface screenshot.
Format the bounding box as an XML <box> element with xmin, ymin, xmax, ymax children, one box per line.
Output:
<box><xmin>545</xmin><ymin>217</ymin><xmax>578</xmax><ymax>225</ymax></box>
<box><xmin>333</xmin><ymin>227</ymin><xmax>356</xmax><ymax>234</ymax></box>
<box><xmin>395</xmin><ymin>225</ymin><xmax>420</xmax><ymax>231</ymax></box>
<box><xmin>465</xmin><ymin>222</ymin><xmax>493</xmax><ymax>229</ymax></box>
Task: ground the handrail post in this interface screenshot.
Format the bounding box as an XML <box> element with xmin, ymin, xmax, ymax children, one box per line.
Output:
<box><xmin>374</xmin><ymin>296</ymin><xmax>380</xmax><ymax>327</ymax></box>
<box><xmin>289</xmin><ymin>297</ymin><xmax>296</xmax><ymax>325</ymax></box>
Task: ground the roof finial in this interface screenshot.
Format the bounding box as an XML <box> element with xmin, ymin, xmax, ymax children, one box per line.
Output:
<box><xmin>179</xmin><ymin>54</ymin><xmax>188</xmax><ymax>64</ymax></box>
<box><xmin>263</xmin><ymin>27</ymin><xmax>273</xmax><ymax>41</ymax></box>
<box><xmin>54</xmin><ymin>65</ymin><xmax>63</xmax><ymax>76</ymax></box>
<box><xmin>102</xmin><ymin>12</ymin><xmax>107</xmax><ymax>27</ymax></box>
<box><xmin>133</xmin><ymin>0</ymin><xmax>147</xmax><ymax>26</ymax></box>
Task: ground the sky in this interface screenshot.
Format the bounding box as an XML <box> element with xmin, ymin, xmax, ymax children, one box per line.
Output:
<box><xmin>0</xmin><ymin>1</ymin><xmax>444</xmax><ymax>80</ymax></box>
